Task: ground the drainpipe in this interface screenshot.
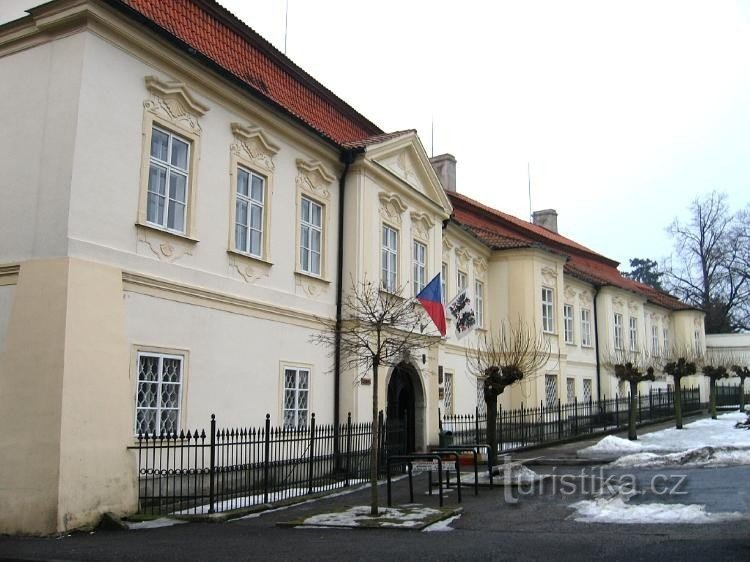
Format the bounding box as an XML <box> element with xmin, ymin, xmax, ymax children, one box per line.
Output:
<box><xmin>334</xmin><ymin>149</ymin><xmax>356</xmax><ymax>446</ymax></box>
<box><xmin>593</xmin><ymin>285</ymin><xmax>603</xmax><ymax>401</ymax></box>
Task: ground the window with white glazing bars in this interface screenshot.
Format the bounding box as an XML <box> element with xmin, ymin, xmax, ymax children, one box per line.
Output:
<box><xmin>135</xmin><ymin>352</ymin><xmax>183</xmax><ymax>435</ymax></box>
<box><xmin>283</xmin><ymin>367</ymin><xmax>309</xmax><ymax>429</ymax></box>
<box><xmin>147</xmin><ymin>126</ymin><xmax>190</xmax><ymax>233</ymax></box>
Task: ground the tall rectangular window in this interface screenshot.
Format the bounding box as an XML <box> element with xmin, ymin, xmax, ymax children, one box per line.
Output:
<box><xmin>566</xmin><ymin>377</ymin><xmax>576</xmax><ymax>404</ymax></box>
<box><xmin>694</xmin><ymin>329</ymin><xmax>702</xmax><ymax>355</ymax></box>
<box><xmin>443</xmin><ymin>372</ymin><xmax>454</xmax><ymax>415</ymax></box>
<box><xmin>135</xmin><ymin>352</ymin><xmax>183</xmax><ymax>435</ymax></box>
<box><xmin>663</xmin><ymin>327</ymin><xmax>670</xmax><ymax>355</ymax></box>
<box><xmin>629</xmin><ymin>317</ymin><xmax>638</xmax><ymax>351</ymax></box>
<box><xmin>476</xmin><ymin>380</ymin><xmax>486</xmax><ymax>415</ymax></box>
<box><xmin>300</xmin><ymin>197</ymin><xmax>322</xmax><ymax>275</ymax></box>
<box><xmin>581</xmin><ymin>308</ymin><xmax>592</xmax><ymax>347</ymax></box>
<box><xmin>542</xmin><ymin>287</ymin><xmax>554</xmax><ymax>333</ymax></box>
<box><xmin>235</xmin><ymin>166</ymin><xmax>265</xmax><ymax>256</ymax></box>
<box><xmin>147</xmin><ymin>126</ymin><xmax>190</xmax><ymax>233</ymax></box>
<box><xmin>283</xmin><ymin>367</ymin><xmax>309</xmax><ymax>429</ymax></box>
<box><xmin>475</xmin><ymin>281</ymin><xmax>485</xmax><ymax>328</ymax></box>
<box><xmin>651</xmin><ymin>325</ymin><xmax>660</xmax><ymax>356</ymax></box>
<box><xmin>545</xmin><ymin>374</ymin><xmax>558</xmax><ymax>408</ymax></box>
<box><xmin>614</xmin><ymin>313</ymin><xmax>624</xmax><ymax>349</ymax></box>
<box><xmin>583</xmin><ymin>379</ymin><xmax>593</xmax><ymax>403</ymax></box>
<box><xmin>441</xmin><ymin>262</ymin><xmax>448</xmax><ymax>305</ymax></box>
<box><xmin>381</xmin><ymin>225</ymin><xmax>398</xmax><ymax>292</ymax></box>
<box><xmin>563</xmin><ymin>304</ymin><xmax>574</xmax><ymax>344</ymax></box>
<box><xmin>413</xmin><ymin>240</ymin><xmax>426</xmax><ymax>296</ymax></box>
<box><xmin>457</xmin><ymin>270</ymin><xmax>467</xmax><ymax>292</ymax></box>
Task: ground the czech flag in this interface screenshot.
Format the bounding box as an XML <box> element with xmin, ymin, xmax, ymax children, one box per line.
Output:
<box><xmin>416</xmin><ymin>273</ymin><xmax>447</xmax><ymax>336</ymax></box>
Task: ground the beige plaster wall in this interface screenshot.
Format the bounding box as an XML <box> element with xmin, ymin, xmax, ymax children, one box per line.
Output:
<box><xmin>0</xmin><ymin>284</ymin><xmax>15</xmax><ymax>353</ymax></box>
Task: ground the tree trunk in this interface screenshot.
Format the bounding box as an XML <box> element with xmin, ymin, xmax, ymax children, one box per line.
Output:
<box><xmin>740</xmin><ymin>376</ymin><xmax>746</xmax><ymax>412</ymax></box>
<box><xmin>485</xmin><ymin>392</ymin><xmax>498</xmax><ymax>466</ymax></box>
<box><xmin>709</xmin><ymin>377</ymin><xmax>717</xmax><ymax>420</ymax></box>
<box><xmin>370</xmin><ymin>361</ymin><xmax>379</xmax><ymax>516</ymax></box>
<box><xmin>628</xmin><ymin>380</ymin><xmax>638</xmax><ymax>441</ymax></box>
<box><xmin>674</xmin><ymin>376</ymin><xmax>683</xmax><ymax>429</ymax></box>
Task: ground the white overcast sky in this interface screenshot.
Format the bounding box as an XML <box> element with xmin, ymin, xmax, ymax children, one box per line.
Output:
<box><xmin>220</xmin><ymin>0</ymin><xmax>750</xmax><ymax>269</ymax></box>
<box><xmin>4</xmin><ymin>0</ymin><xmax>749</xmax><ymax>269</ymax></box>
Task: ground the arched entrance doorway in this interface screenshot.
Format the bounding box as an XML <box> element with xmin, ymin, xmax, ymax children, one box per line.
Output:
<box><xmin>385</xmin><ymin>361</ymin><xmax>425</xmax><ymax>453</ymax></box>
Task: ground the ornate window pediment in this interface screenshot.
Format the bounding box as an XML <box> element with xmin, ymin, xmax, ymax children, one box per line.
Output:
<box><xmin>455</xmin><ymin>246</ymin><xmax>472</xmax><ymax>269</ymax></box>
<box><xmin>379</xmin><ymin>191</ymin><xmax>407</xmax><ymax>224</ymax></box>
<box><xmin>230</xmin><ymin>122</ymin><xmax>280</xmax><ymax>172</ymax></box>
<box><xmin>144</xmin><ymin>75</ymin><xmax>209</xmax><ymax>136</ymax></box>
<box><xmin>473</xmin><ymin>256</ymin><xmax>488</xmax><ymax>276</ymax></box>
<box><xmin>410</xmin><ymin>211</ymin><xmax>434</xmax><ymax>240</ymax></box>
<box><xmin>541</xmin><ymin>266</ymin><xmax>557</xmax><ymax>285</ymax></box>
<box><xmin>296</xmin><ymin>159</ymin><xmax>335</xmax><ymax>202</ymax></box>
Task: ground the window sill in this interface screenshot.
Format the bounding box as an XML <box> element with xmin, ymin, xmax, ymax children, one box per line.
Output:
<box><xmin>226</xmin><ymin>249</ymin><xmax>274</xmax><ymax>268</ymax></box>
<box><xmin>136</xmin><ymin>222</ymin><xmax>199</xmax><ymax>244</ymax></box>
<box><xmin>294</xmin><ymin>270</ymin><xmax>330</xmax><ymax>285</ymax></box>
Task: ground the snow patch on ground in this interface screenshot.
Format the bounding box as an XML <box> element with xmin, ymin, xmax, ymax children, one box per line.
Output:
<box><xmin>301</xmin><ymin>505</ymin><xmax>442</xmax><ymax>528</ymax></box>
<box><xmin>612</xmin><ymin>446</ymin><xmax>750</xmax><ymax>468</ymax></box>
<box><xmin>578</xmin><ymin>413</ymin><xmax>750</xmax><ymax>460</ymax></box>
<box><xmin>570</xmin><ymin>496</ymin><xmax>746</xmax><ymax>524</ymax></box>
<box><xmin>125</xmin><ymin>518</ymin><xmax>187</xmax><ymax>530</ymax></box>
<box><xmin>473</xmin><ymin>464</ymin><xmax>544</xmax><ymax>485</ymax></box>
<box><xmin>422</xmin><ymin>513</ymin><xmax>461</xmax><ymax>532</ymax></box>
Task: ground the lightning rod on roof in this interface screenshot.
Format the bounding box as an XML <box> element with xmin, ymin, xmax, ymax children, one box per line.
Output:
<box><xmin>528</xmin><ymin>161</ymin><xmax>532</xmax><ymax>221</ymax></box>
<box><xmin>431</xmin><ymin>117</ymin><xmax>434</xmax><ymax>158</ymax></box>
<box><xmin>284</xmin><ymin>0</ymin><xmax>289</xmax><ymax>54</ymax></box>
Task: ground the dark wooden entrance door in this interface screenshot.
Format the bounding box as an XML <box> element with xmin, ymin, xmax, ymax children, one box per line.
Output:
<box><xmin>386</xmin><ymin>365</ymin><xmax>416</xmax><ymax>453</ymax></box>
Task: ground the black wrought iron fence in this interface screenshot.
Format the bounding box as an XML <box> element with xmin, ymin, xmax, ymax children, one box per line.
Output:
<box><xmin>441</xmin><ymin>386</ymin><xmax>701</xmax><ymax>451</ymax></box>
<box><xmin>130</xmin><ymin>411</ymin><xmax>404</xmax><ymax>516</ymax></box>
<box><xmin>715</xmin><ymin>384</ymin><xmax>750</xmax><ymax>408</ymax></box>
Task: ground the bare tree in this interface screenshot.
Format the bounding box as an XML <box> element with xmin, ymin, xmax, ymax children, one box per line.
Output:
<box><xmin>730</xmin><ymin>360</ymin><xmax>749</xmax><ymax>413</ymax></box>
<box><xmin>665</xmin><ymin>192</ymin><xmax>749</xmax><ymax>333</ymax></box>
<box><xmin>466</xmin><ymin>319</ymin><xmax>555</xmax><ymax>464</ymax></box>
<box><xmin>601</xmin><ymin>346</ymin><xmax>659</xmax><ymax>440</ymax></box>
<box><xmin>702</xmin><ymin>351</ymin><xmax>731</xmax><ymax>420</ymax></box>
<box><xmin>312</xmin><ymin>278</ymin><xmax>439</xmax><ymax>516</ymax></box>
<box><xmin>662</xmin><ymin>343</ymin><xmax>700</xmax><ymax>430</ymax></box>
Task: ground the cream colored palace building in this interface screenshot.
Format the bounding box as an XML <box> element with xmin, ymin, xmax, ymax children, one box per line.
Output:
<box><xmin>0</xmin><ymin>0</ymin><xmax>706</xmax><ymax>534</ymax></box>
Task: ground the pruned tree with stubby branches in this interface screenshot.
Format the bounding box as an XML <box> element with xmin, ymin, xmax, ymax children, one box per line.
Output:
<box><xmin>602</xmin><ymin>346</ymin><xmax>659</xmax><ymax>440</ymax></box>
<box><xmin>311</xmin><ymin>277</ymin><xmax>439</xmax><ymax>516</ymax></box>
<box><xmin>466</xmin><ymin>319</ymin><xmax>556</xmax><ymax>464</ymax></box>
<box><xmin>730</xmin><ymin>363</ymin><xmax>749</xmax><ymax>413</ymax></box>
<box><xmin>663</xmin><ymin>345</ymin><xmax>699</xmax><ymax>429</ymax></box>
<box><xmin>702</xmin><ymin>351</ymin><xmax>731</xmax><ymax>419</ymax></box>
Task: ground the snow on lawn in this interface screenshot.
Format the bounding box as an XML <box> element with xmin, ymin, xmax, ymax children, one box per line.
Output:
<box><xmin>611</xmin><ymin>446</ymin><xmax>750</xmax><ymax>468</ymax></box>
<box><xmin>578</xmin><ymin>412</ymin><xmax>750</xmax><ymax>461</ymax></box>
<box><xmin>423</xmin><ymin>513</ymin><xmax>462</xmax><ymax>532</ymax></box>
<box><xmin>570</xmin><ymin>496</ymin><xmax>746</xmax><ymax>525</ymax></box>
<box><xmin>125</xmin><ymin>518</ymin><xmax>187</xmax><ymax>530</ymax></box>
<box><xmin>301</xmin><ymin>505</ymin><xmax>443</xmax><ymax>529</ymax></box>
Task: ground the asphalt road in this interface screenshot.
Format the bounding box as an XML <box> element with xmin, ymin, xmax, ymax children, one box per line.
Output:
<box><xmin>2</xmin><ymin>463</ymin><xmax>749</xmax><ymax>562</ymax></box>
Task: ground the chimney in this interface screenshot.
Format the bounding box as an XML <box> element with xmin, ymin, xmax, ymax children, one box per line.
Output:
<box><xmin>429</xmin><ymin>153</ymin><xmax>457</xmax><ymax>192</ymax></box>
<box><xmin>532</xmin><ymin>209</ymin><xmax>558</xmax><ymax>233</ymax></box>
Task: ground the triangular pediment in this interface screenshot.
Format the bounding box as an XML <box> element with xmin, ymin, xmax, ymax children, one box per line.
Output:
<box><xmin>365</xmin><ymin>132</ymin><xmax>452</xmax><ymax>217</ymax></box>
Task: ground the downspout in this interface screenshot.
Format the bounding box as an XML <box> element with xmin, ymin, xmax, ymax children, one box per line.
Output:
<box><xmin>334</xmin><ymin>149</ymin><xmax>356</xmax><ymax>436</ymax></box>
<box><xmin>593</xmin><ymin>285</ymin><xmax>602</xmax><ymax>401</ymax></box>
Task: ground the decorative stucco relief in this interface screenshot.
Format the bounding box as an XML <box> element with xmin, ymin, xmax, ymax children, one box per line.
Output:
<box><xmin>295</xmin><ymin>275</ymin><xmax>329</xmax><ymax>298</ymax></box>
<box><xmin>564</xmin><ymin>285</ymin><xmax>577</xmax><ymax>300</ymax></box>
<box><xmin>144</xmin><ymin>75</ymin><xmax>208</xmax><ymax>135</ymax></box>
<box><xmin>611</xmin><ymin>296</ymin><xmax>625</xmax><ymax>309</ymax></box>
<box><xmin>228</xmin><ymin>254</ymin><xmax>269</xmax><ymax>283</ymax></box>
<box><xmin>378</xmin><ymin>191</ymin><xmax>407</xmax><ymax>224</ymax></box>
<box><xmin>296</xmin><ymin>158</ymin><xmax>335</xmax><ymax>201</ymax></box>
<box><xmin>473</xmin><ymin>256</ymin><xmax>488</xmax><ymax>276</ymax></box>
<box><xmin>410</xmin><ymin>211</ymin><xmax>434</xmax><ymax>240</ymax></box>
<box><xmin>579</xmin><ymin>291</ymin><xmax>592</xmax><ymax>306</ymax></box>
<box><xmin>628</xmin><ymin>301</ymin><xmax>640</xmax><ymax>313</ymax></box>
<box><xmin>387</xmin><ymin>151</ymin><xmax>418</xmax><ymax>187</ymax></box>
<box><xmin>138</xmin><ymin>230</ymin><xmax>193</xmax><ymax>263</ymax></box>
<box><xmin>541</xmin><ymin>266</ymin><xmax>557</xmax><ymax>286</ymax></box>
<box><xmin>455</xmin><ymin>246</ymin><xmax>472</xmax><ymax>269</ymax></box>
<box><xmin>230</xmin><ymin>122</ymin><xmax>280</xmax><ymax>172</ymax></box>
<box><xmin>442</xmin><ymin>238</ymin><xmax>454</xmax><ymax>252</ymax></box>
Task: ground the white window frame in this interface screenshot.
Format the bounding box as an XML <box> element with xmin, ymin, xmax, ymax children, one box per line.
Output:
<box><xmin>282</xmin><ymin>366</ymin><xmax>310</xmax><ymax>429</ymax></box>
<box><xmin>443</xmin><ymin>372</ymin><xmax>454</xmax><ymax>415</ymax></box>
<box><xmin>457</xmin><ymin>270</ymin><xmax>467</xmax><ymax>292</ymax></box>
<box><xmin>475</xmin><ymin>280</ymin><xmax>485</xmax><ymax>328</ymax></box>
<box><xmin>545</xmin><ymin>374</ymin><xmax>558</xmax><ymax>408</ymax></box>
<box><xmin>234</xmin><ymin>165</ymin><xmax>266</xmax><ymax>257</ymax></box>
<box><xmin>566</xmin><ymin>377</ymin><xmax>576</xmax><ymax>404</ymax></box>
<box><xmin>694</xmin><ymin>329</ymin><xmax>702</xmax><ymax>355</ymax></box>
<box><xmin>299</xmin><ymin>196</ymin><xmax>323</xmax><ymax>276</ymax></box>
<box><xmin>413</xmin><ymin>240</ymin><xmax>427</xmax><ymax>296</ymax></box>
<box><xmin>614</xmin><ymin>313</ymin><xmax>624</xmax><ymax>349</ymax></box>
<box><xmin>581</xmin><ymin>308</ymin><xmax>592</xmax><ymax>347</ymax></box>
<box><xmin>134</xmin><ymin>351</ymin><xmax>184</xmax><ymax>436</ymax></box>
<box><xmin>563</xmin><ymin>304</ymin><xmax>574</xmax><ymax>344</ymax></box>
<box><xmin>147</xmin><ymin>126</ymin><xmax>190</xmax><ymax>234</ymax></box>
<box><xmin>381</xmin><ymin>224</ymin><xmax>398</xmax><ymax>292</ymax></box>
<box><xmin>583</xmin><ymin>378</ymin><xmax>593</xmax><ymax>403</ymax></box>
<box><xmin>651</xmin><ymin>324</ymin><xmax>660</xmax><ymax>356</ymax></box>
<box><xmin>441</xmin><ymin>262</ymin><xmax>448</xmax><ymax>305</ymax></box>
<box><xmin>663</xmin><ymin>327</ymin><xmax>670</xmax><ymax>355</ymax></box>
<box><xmin>542</xmin><ymin>287</ymin><xmax>555</xmax><ymax>333</ymax></box>
<box><xmin>629</xmin><ymin>317</ymin><xmax>638</xmax><ymax>351</ymax></box>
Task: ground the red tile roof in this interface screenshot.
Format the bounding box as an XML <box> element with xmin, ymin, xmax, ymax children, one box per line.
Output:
<box><xmin>117</xmin><ymin>0</ymin><xmax>384</xmax><ymax>146</ymax></box>
<box><xmin>448</xmin><ymin>192</ymin><xmax>693</xmax><ymax>311</ymax></box>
